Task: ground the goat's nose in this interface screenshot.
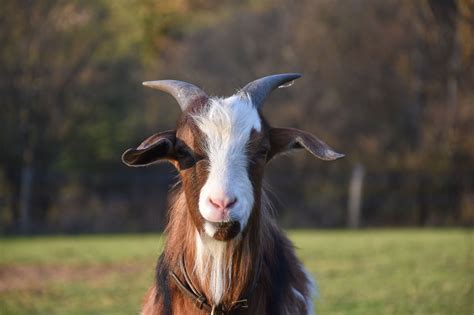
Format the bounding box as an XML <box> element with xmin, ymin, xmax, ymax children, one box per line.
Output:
<box><xmin>209</xmin><ymin>196</ymin><xmax>238</xmax><ymax>210</ymax></box>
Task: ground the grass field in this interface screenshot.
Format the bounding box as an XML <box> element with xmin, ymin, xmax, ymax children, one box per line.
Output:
<box><xmin>0</xmin><ymin>229</ymin><xmax>472</xmax><ymax>315</ymax></box>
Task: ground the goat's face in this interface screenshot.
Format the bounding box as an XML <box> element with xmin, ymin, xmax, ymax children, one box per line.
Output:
<box><xmin>181</xmin><ymin>95</ymin><xmax>268</xmax><ymax>240</ymax></box>
<box><xmin>122</xmin><ymin>74</ymin><xmax>344</xmax><ymax>241</ymax></box>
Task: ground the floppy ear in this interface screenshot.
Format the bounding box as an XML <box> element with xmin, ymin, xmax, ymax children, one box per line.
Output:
<box><xmin>268</xmin><ymin>127</ymin><xmax>345</xmax><ymax>161</ymax></box>
<box><xmin>122</xmin><ymin>130</ymin><xmax>176</xmax><ymax>167</ymax></box>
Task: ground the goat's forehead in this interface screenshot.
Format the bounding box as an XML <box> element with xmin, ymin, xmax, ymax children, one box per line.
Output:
<box><xmin>191</xmin><ymin>94</ymin><xmax>262</xmax><ymax>146</ymax></box>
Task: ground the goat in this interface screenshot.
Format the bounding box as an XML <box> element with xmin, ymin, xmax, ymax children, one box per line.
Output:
<box><xmin>122</xmin><ymin>73</ymin><xmax>344</xmax><ymax>315</ymax></box>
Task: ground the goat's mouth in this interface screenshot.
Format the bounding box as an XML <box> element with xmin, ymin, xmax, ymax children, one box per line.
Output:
<box><xmin>205</xmin><ymin>220</ymin><xmax>241</xmax><ymax>241</ymax></box>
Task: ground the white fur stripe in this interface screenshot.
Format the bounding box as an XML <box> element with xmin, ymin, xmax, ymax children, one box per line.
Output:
<box><xmin>193</xmin><ymin>94</ymin><xmax>261</xmax><ymax>231</ymax></box>
<box><xmin>194</xmin><ymin>231</ymin><xmax>233</xmax><ymax>304</ymax></box>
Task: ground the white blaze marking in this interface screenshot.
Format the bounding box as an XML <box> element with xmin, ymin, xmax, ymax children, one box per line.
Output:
<box><xmin>193</xmin><ymin>93</ymin><xmax>261</xmax><ymax>235</ymax></box>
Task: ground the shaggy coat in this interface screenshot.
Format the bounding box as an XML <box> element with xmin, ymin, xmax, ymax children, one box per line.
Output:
<box><xmin>122</xmin><ymin>74</ymin><xmax>343</xmax><ymax>315</ymax></box>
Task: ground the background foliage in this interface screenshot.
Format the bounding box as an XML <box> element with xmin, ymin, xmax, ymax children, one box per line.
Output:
<box><xmin>1</xmin><ymin>0</ymin><xmax>473</xmax><ymax>234</ymax></box>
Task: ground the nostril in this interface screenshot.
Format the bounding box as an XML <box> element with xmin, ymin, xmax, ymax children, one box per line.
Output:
<box><xmin>227</xmin><ymin>197</ymin><xmax>237</xmax><ymax>209</ymax></box>
<box><xmin>209</xmin><ymin>197</ymin><xmax>222</xmax><ymax>209</ymax></box>
<box><xmin>208</xmin><ymin>197</ymin><xmax>238</xmax><ymax>210</ymax></box>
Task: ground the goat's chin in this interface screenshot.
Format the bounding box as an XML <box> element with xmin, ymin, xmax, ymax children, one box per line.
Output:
<box><xmin>203</xmin><ymin>220</ymin><xmax>241</xmax><ymax>241</ymax></box>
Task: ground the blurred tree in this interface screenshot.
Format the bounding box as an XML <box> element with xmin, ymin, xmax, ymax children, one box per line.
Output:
<box><xmin>161</xmin><ymin>0</ymin><xmax>474</xmax><ymax>227</ymax></box>
<box><xmin>0</xmin><ymin>0</ymin><xmax>154</xmax><ymax>233</ymax></box>
<box><xmin>0</xmin><ymin>1</ymin><xmax>110</xmax><ymax>233</ymax></box>
<box><xmin>0</xmin><ymin>0</ymin><xmax>472</xmax><ymax>234</ymax></box>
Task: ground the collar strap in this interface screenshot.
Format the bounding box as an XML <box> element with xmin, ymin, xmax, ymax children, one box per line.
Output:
<box><xmin>169</xmin><ymin>255</ymin><xmax>249</xmax><ymax>314</ymax></box>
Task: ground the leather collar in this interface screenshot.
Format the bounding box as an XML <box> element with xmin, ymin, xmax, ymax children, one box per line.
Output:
<box><xmin>169</xmin><ymin>254</ymin><xmax>259</xmax><ymax>314</ymax></box>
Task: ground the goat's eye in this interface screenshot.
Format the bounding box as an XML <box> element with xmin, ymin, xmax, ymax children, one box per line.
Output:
<box><xmin>255</xmin><ymin>147</ymin><xmax>269</xmax><ymax>160</ymax></box>
<box><xmin>175</xmin><ymin>146</ymin><xmax>196</xmax><ymax>169</ymax></box>
<box><xmin>176</xmin><ymin>146</ymin><xmax>190</xmax><ymax>159</ymax></box>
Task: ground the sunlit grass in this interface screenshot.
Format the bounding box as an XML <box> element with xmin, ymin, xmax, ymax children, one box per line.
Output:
<box><xmin>0</xmin><ymin>234</ymin><xmax>164</xmax><ymax>266</ymax></box>
<box><xmin>0</xmin><ymin>229</ymin><xmax>472</xmax><ymax>315</ymax></box>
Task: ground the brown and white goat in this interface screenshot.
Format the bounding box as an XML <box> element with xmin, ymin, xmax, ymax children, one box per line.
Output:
<box><xmin>122</xmin><ymin>74</ymin><xmax>344</xmax><ymax>315</ymax></box>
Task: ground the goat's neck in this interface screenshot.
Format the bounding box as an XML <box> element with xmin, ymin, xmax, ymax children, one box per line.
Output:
<box><xmin>164</xmin><ymin>189</ymin><xmax>263</xmax><ymax>307</ymax></box>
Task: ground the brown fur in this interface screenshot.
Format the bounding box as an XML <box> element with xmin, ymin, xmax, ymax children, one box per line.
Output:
<box><xmin>121</xmin><ymin>76</ymin><xmax>345</xmax><ymax>314</ymax></box>
<box><xmin>145</xmin><ymin>188</ymin><xmax>311</xmax><ymax>315</ymax></box>
<box><xmin>136</xmin><ymin>114</ymin><xmax>312</xmax><ymax>314</ymax></box>
<box><xmin>119</xmin><ymin>93</ymin><xmax>345</xmax><ymax>315</ymax></box>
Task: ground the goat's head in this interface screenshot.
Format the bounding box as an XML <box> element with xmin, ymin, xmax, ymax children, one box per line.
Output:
<box><xmin>122</xmin><ymin>74</ymin><xmax>344</xmax><ymax>241</ymax></box>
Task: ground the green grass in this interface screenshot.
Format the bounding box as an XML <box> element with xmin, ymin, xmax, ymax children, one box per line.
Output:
<box><xmin>0</xmin><ymin>229</ymin><xmax>472</xmax><ymax>315</ymax></box>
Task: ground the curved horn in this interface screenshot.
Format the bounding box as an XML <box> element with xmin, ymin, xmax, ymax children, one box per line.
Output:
<box><xmin>240</xmin><ymin>73</ymin><xmax>302</xmax><ymax>109</ymax></box>
<box><xmin>142</xmin><ymin>80</ymin><xmax>208</xmax><ymax>111</ymax></box>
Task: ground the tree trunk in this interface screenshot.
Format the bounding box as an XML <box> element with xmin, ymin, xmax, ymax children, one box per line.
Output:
<box><xmin>347</xmin><ymin>163</ymin><xmax>365</xmax><ymax>228</ymax></box>
<box><xmin>445</xmin><ymin>8</ymin><xmax>460</xmax><ymax>145</ymax></box>
<box><xmin>19</xmin><ymin>146</ymin><xmax>34</xmax><ymax>234</ymax></box>
<box><xmin>428</xmin><ymin>0</ymin><xmax>459</xmax><ymax>146</ymax></box>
